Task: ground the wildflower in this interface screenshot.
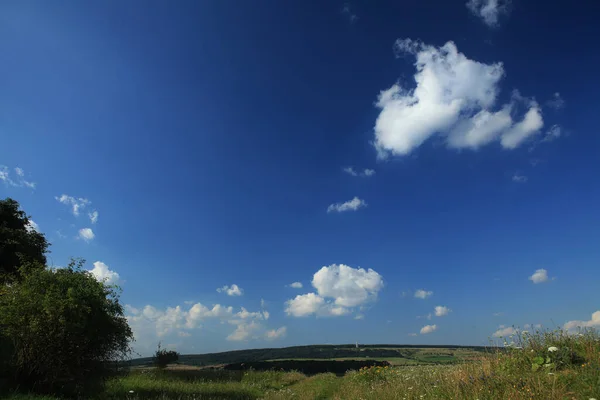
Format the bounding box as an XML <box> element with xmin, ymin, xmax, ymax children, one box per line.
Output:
<box><xmin>129</xmin><ymin>390</ymin><xmax>135</xmax><ymax>393</ymax></box>
<box><xmin>547</xmin><ymin>346</ymin><xmax>558</xmax><ymax>352</ymax></box>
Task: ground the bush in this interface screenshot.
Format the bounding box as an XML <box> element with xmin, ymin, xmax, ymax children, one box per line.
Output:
<box><xmin>0</xmin><ymin>259</ymin><xmax>133</xmax><ymax>396</ymax></box>
<box><xmin>154</xmin><ymin>343</ymin><xmax>180</xmax><ymax>369</ymax></box>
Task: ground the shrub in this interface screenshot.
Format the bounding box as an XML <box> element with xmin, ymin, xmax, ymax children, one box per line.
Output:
<box><xmin>0</xmin><ymin>259</ymin><xmax>133</xmax><ymax>396</ymax></box>
<box><xmin>154</xmin><ymin>342</ymin><xmax>180</xmax><ymax>369</ymax></box>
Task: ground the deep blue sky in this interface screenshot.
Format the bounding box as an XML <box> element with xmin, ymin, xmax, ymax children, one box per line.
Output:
<box><xmin>2</xmin><ymin>0</ymin><xmax>599</xmax><ymax>355</ymax></box>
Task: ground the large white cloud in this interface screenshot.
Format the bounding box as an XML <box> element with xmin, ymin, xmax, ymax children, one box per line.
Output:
<box><xmin>374</xmin><ymin>39</ymin><xmax>544</xmax><ymax>158</ymax></box>
<box><xmin>466</xmin><ymin>0</ymin><xmax>510</xmax><ymax>27</ymax></box>
<box><xmin>89</xmin><ymin>261</ymin><xmax>120</xmax><ymax>285</ymax></box>
<box><xmin>285</xmin><ymin>264</ymin><xmax>383</xmax><ymax>317</ymax></box>
<box><xmin>564</xmin><ymin>311</ymin><xmax>600</xmax><ymax>331</ymax></box>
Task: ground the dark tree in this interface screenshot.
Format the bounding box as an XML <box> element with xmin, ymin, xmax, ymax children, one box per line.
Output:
<box><xmin>154</xmin><ymin>342</ymin><xmax>180</xmax><ymax>369</ymax></box>
<box><xmin>0</xmin><ymin>197</ymin><xmax>49</xmax><ymax>282</ymax></box>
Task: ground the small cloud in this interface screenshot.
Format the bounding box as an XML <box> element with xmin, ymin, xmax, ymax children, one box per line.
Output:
<box><xmin>260</xmin><ymin>299</ymin><xmax>267</xmax><ymax>308</ymax></box>
<box><xmin>512</xmin><ymin>173</ymin><xmax>528</xmax><ymax>183</ymax></box>
<box><xmin>414</xmin><ymin>289</ymin><xmax>433</xmax><ymax>299</ymax></box>
<box><xmin>546</xmin><ymin>92</ymin><xmax>565</xmax><ymax>110</ymax></box>
<box><xmin>529</xmin><ymin>269</ymin><xmax>549</xmax><ymax>284</ymax></box>
<box><xmin>530</xmin><ymin>159</ymin><xmax>543</xmax><ymax>167</ymax></box>
<box><xmin>493</xmin><ymin>326</ymin><xmax>516</xmax><ymax>337</ymax></box>
<box><xmin>26</xmin><ymin>219</ymin><xmax>40</xmax><ymax>233</ymax></box>
<box><xmin>217</xmin><ymin>284</ymin><xmax>244</xmax><ymax>296</ymax></box>
<box><xmin>89</xmin><ymin>261</ymin><xmax>120</xmax><ymax>285</ymax></box>
<box><xmin>288</xmin><ymin>282</ymin><xmax>303</xmax><ymax>289</ymax></box>
<box><xmin>341</xmin><ymin>3</ymin><xmax>358</xmax><ymax>23</ymax></box>
<box><xmin>0</xmin><ymin>165</ymin><xmax>36</xmax><ymax>189</ymax></box>
<box><xmin>89</xmin><ymin>210</ymin><xmax>99</xmax><ymax>224</ymax></box>
<box><xmin>178</xmin><ymin>331</ymin><xmax>192</xmax><ymax>337</ymax></box>
<box><xmin>56</xmin><ymin>194</ymin><xmax>91</xmax><ymax>216</ymax></box>
<box><xmin>541</xmin><ymin>125</ymin><xmax>561</xmax><ymax>143</ymax></box>
<box><xmin>417</xmin><ymin>313</ymin><xmax>432</xmax><ymax>320</ymax></box>
<box><xmin>265</xmin><ymin>326</ymin><xmax>287</xmax><ymax>340</ymax></box>
<box><xmin>343</xmin><ymin>167</ymin><xmax>376</xmax><ymax>177</ymax></box>
<box><xmin>420</xmin><ymin>324</ymin><xmax>437</xmax><ymax>334</ymax></box>
<box><xmin>434</xmin><ymin>306</ymin><xmax>451</xmax><ymax>317</ymax></box>
<box><xmin>327</xmin><ymin>197</ymin><xmax>367</xmax><ymax>213</ymax></box>
<box><xmin>78</xmin><ymin>228</ymin><xmax>95</xmax><ymax>242</ymax></box>
<box><xmin>466</xmin><ymin>0</ymin><xmax>510</xmax><ymax>27</ymax></box>
<box><xmin>354</xmin><ymin>314</ymin><xmax>365</xmax><ymax>320</ymax></box>
<box><xmin>408</xmin><ymin>333</ymin><xmax>418</xmax><ymax>337</ymax></box>
<box><xmin>493</xmin><ymin>312</ymin><xmax>504</xmax><ymax>317</ymax></box>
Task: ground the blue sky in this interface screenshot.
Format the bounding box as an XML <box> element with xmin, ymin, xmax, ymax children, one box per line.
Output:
<box><xmin>2</xmin><ymin>0</ymin><xmax>600</xmax><ymax>356</ymax></box>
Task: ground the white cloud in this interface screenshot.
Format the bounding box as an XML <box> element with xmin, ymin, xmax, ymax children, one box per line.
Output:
<box><xmin>493</xmin><ymin>326</ymin><xmax>516</xmax><ymax>337</ymax></box>
<box><xmin>420</xmin><ymin>324</ymin><xmax>437</xmax><ymax>334</ymax></box>
<box><xmin>260</xmin><ymin>299</ymin><xmax>266</xmax><ymax>308</ymax></box>
<box><xmin>512</xmin><ymin>174</ymin><xmax>528</xmax><ymax>183</ymax></box>
<box><xmin>374</xmin><ymin>39</ymin><xmax>543</xmax><ymax>158</ymax></box>
<box><xmin>217</xmin><ymin>284</ymin><xmax>243</xmax><ymax>296</ymax></box>
<box><xmin>493</xmin><ymin>312</ymin><xmax>504</xmax><ymax>317</ymax></box>
<box><xmin>285</xmin><ymin>264</ymin><xmax>383</xmax><ymax>318</ymax></box>
<box><xmin>542</xmin><ymin>124</ymin><xmax>561</xmax><ymax>143</ymax></box>
<box><xmin>265</xmin><ymin>326</ymin><xmax>287</xmax><ymax>340</ymax></box>
<box><xmin>414</xmin><ymin>289</ymin><xmax>433</xmax><ymax>299</ymax></box>
<box><xmin>529</xmin><ymin>269</ymin><xmax>549</xmax><ymax>284</ymax></box>
<box><xmin>341</xmin><ymin>3</ymin><xmax>358</xmax><ymax>23</ymax></box>
<box><xmin>178</xmin><ymin>331</ymin><xmax>192</xmax><ymax>337</ymax></box>
<box><xmin>56</xmin><ymin>194</ymin><xmax>91</xmax><ymax>216</ymax></box>
<box><xmin>546</xmin><ymin>92</ymin><xmax>565</xmax><ymax>110</ymax></box>
<box><xmin>78</xmin><ymin>228</ymin><xmax>95</xmax><ymax>242</ymax></box>
<box><xmin>288</xmin><ymin>282</ymin><xmax>303</xmax><ymax>289</ymax></box>
<box><xmin>89</xmin><ymin>210</ymin><xmax>99</xmax><ymax>224</ymax></box>
<box><xmin>327</xmin><ymin>197</ymin><xmax>367</xmax><ymax>213</ymax></box>
<box><xmin>417</xmin><ymin>313</ymin><xmax>432</xmax><ymax>320</ymax></box>
<box><xmin>89</xmin><ymin>261</ymin><xmax>120</xmax><ymax>285</ymax></box>
<box><xmin>26</xmin><ymin>219</ymin><xmax>40</xmax><ymax>233</ymax></box>
<box><xmin>466</xmin><ymin>0</ymin><xmax>510</xmax><ymax>27</ymax></box>
<box><xmin>227</xmin><ymin>321</ymin><xmax>262</xmax><ymax>341</ymax></box>
<box><xmin>408</xmin><ymin>333</ymin><xmax>418</xmax><ymax>337</ymax></box>
<box><xmin>564</xmin><ymin>311</ymin><xmax>600</xmax><ymax>331</ymax></box>
<box><xmin>0</xmin><ymin>165</ymin><xmax>36</xmax><ymax>189</ymax></box>
<box><xmin>354</xmin><ymin>314</ymin><xmax>365</xmax><ymax>320</ymax></box>
<box><xmin>343</xmin><ymin>167</ymin><xmax>376</xmax><ymax>177</ymax></box>
<box><xmin>434</xmin><ymin>306</ymin><xmax>451</xmax><ymax>317</ymax></box>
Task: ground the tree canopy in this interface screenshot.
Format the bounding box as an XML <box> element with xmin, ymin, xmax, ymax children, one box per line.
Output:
<box><xmin>0</xmin><ymin>197</ymin><xmax>49</xmax><ymax>283</ymax></box>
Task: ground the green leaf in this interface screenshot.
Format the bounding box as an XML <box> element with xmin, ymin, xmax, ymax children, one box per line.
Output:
<box><xmin>533</xmin><ymin>356</ymin><xmax>545</xmax><ymax>365</ymax></box>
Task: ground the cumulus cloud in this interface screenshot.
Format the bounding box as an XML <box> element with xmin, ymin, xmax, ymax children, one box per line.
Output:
<box><xmin>374</xmin><ymin>39</ymin><xmax>543</xmax><ymax>158</ymax></box>
<box><xmin>343</xmin><ymin>167</ymin><xmax>376</xmax><ymax>177</ymax></box>
<box><xmin>327</xmin><ymin>197</ymin><xmax>367</xmax><ymax>213</ymax></box>
<box><xmin>466</xmin><ymin>0</ymin><xmax>510</xmax><ymax>27</ymax></box>
<box><xmin>56</xmin><ymin>194</ymin><xmax>91</xmax><ymax>216</ymax></box>
<box><xmin>217</xmin><ymin>284</ymin><xmax>244</xmax><ymax>296</ymax></box>
<box><xmin>285</xmin><ymin>264</ymin><xmax>384</xmax><ymax>318</ymax></box>
<box><xmin>89</xmin><ymin>210</ymin><xmax>99</xmax><ymax>224</ymax></box>
<box><xmin>434</xmin><ymin>306</ymin><xmax>451</xmax><ymax>317</ymax></box>
<box><xmin>564</xmin><ymin>311</ymin><xmax>600</xmax><ymax>331</ymax></box>
<box><xmin>512</xmin><ymin>174</ymin><xmax>528</xmax><ymax>183</ymax></box>
<box><xmin>420</xmin><ymin>324</ymin><xmax>437</xmax><ymax>334</ymax></box>
<box><xmin>414</xmin><ymin>289</ymin><xmax>433</xmax><ymax>299</ymax></box>
<box><xmin>493</xmin><ymin>325</ymin><xmax>516</xmax><ymax>337</ymax></box>
<box><xmin>78</xmin><ymin>228</ymin><xmax>95</xmax><ymax>242</ymax></box>
<box><xmin>529</xmin><ymin>269</ymin><xmax>549</xmax><ymax>284</ymax></box>
<box><xmin>89</xmin><ymin>261</ymin><xmax>120</xmax><ymax>285</ymax></box>
<box><xmin>0</xmin><ymin>165</ymin><xmax>36</xmax><ymax>189</ymax></box>
<box><xmin>288</xmin><ymin>282</ymin><xmax>303</xmax><ymax>289</ymax></box>
<box><xmin>546</xmin><ymin>92</ymin><xmax>565</xmax><ymax>110</ymax></box>
<box><xmin>227</xmin><ymin>321</ymin><xmax>262</xmax><ymax>341</ymax></box>
<box><xmin>265</xmin><ymin>326</ymin><xmax>287</xmax><ymax>340</ymax></box>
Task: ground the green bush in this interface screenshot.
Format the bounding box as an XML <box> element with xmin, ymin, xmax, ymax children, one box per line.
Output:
<box><xmin>154</xmin><ymin>343</ymin><xmax>180</xmax><ymax>369</ymax></box>
<box><xmin>0</xmin><ymin>259</ymin><xmax>133</xmax><ymax>396</ymax></box>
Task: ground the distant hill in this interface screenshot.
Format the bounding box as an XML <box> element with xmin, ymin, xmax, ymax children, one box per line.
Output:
<box><xmin>129</xmin><ymin>344</ymin><xmax>491</xmax><ymax>367</ymax></box>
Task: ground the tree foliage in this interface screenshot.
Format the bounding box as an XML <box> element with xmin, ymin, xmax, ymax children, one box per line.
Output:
<box><xmin>0</xmin><ymin>197</ymin><xmax>49</xmax><ymax>283</ymax></box>
<box><xmin>154</xmin><ymin>342</ymin><xmax>180</xmax><ymax>369</ymax></box>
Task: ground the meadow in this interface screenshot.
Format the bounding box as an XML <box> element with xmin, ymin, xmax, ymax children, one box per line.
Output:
<box><xmin>3</xmin><ymin>329</ymin><xmax>599</xmax><ymax>400</ymax></box>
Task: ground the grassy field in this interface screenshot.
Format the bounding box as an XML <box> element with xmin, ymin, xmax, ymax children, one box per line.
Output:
<box><xmin>4</xmin><ymin>329</ymin><xmax>599</xmax><ymax>399</ymax></box>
